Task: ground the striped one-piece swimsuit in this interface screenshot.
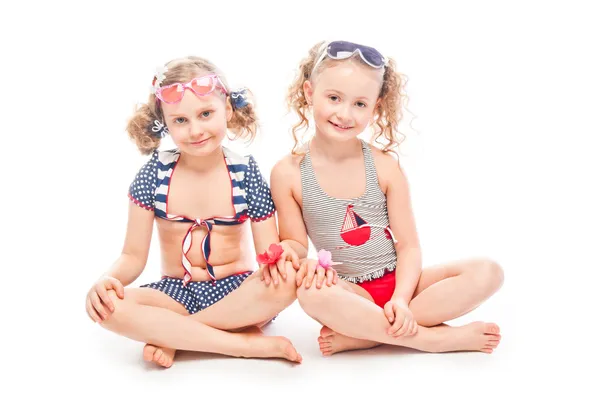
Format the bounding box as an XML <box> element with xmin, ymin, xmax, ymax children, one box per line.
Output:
<box><xmin>300</xmin><ymin>140</ymin><xmax>398</xmax><ymax>283</ymax></box>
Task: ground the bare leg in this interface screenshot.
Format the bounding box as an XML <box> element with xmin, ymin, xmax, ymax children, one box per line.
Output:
<box><xmin>126</xmin><ymin>262</ymin><xmax>299</xmax><ymax>367</ymax></box>
<box><xmin>100</xmin><ymin>265</ymin><xmax>302</xmax><ymax>367</ymax></box>
<box><xmin>409</xmin><ymin>257</ymin><xmax>504</xmax><ymax>326</ymax></box>
<box><xmin>143</xmin><ymin>325</ymin><xmax>267</xmax><ymax>367</ymax></box>
<box><xmin>315</xmin><ymin>281</ymin><xmax>381</xmax><ymax>356</ymax></box>
<box><xmin>188</xmin><ymin>263</ymin><xmax>298</xmax><ymax>330</ymax></box>
<box><xmin>314</xmin><ymin>257</ymin><xmax>504</xmax><ymax>355</ymax></box>
<box><xmin>297</xmin><ymin>278</ymin><xmax>500</xmax><ymax>355</ymax></box>
<box><xmin>100</xmin><ymin>290</ymin><xmax>301</xmax><ymax>365</ymax></box>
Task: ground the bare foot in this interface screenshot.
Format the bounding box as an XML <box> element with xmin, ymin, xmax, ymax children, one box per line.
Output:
<box><xmin>438</xmin><ymin>322</ymin><xmax>501</xmax><ymax>354</ymax></box>
<box><xmin>143</xmin><ymin>344</ymin><xmax>176</xmax><ymax>368</ymax></box>
<box><xmin>242</xmin><ymin>334</ymin><xmax>303</xmax><ymax>363</ymax></box>
<box><xmin>317</xmin><ymin>326</ymin><xmax>380</xmax><ymax>356</ymax></box>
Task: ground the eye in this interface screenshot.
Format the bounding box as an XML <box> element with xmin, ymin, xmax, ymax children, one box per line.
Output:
<box><xmin>174</xmin><ymin>117</ymin><xmax>187</xmax><ymax>124</ymax></box>
<box><xmin>328</xmin><ymin>95</ymin><xmax>340</xmax><ymax>102</ymax></box>
<box><xmin>200</xmin><ymin>110</ymin><xmax>212</xmax><ymax>118</ymax></box>
<box><xmin>356</xmin><ymin>101</ymin><xmax>367</xmax><ymax>108</ymax></box>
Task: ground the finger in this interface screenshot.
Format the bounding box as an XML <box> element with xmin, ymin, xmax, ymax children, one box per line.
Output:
<box><xmin>104</xmin><ymin>278</ymin><xmax>125</xmax><ymax>299</ymax></box>
<box><xmin>334</xmin><ymin>271</ymin><xmax>339</xmax><ymax>284</ymax></box>
<box><xmin>263</xmin><ymin>265</ymin><xmax>272</xmax><ymax>285</ymax></box>
<box><xmin>90</xmin><ymin>292</ymin><xmax>109</xmax><ymax>321</ymax></box>
<box><xmin>96</xmin><ymin>285</ymin><xmax>115</xmax><ymax>312</ymax></box>
<box><xmin>410</xmin><ymin>320</ymin><xmax>418</xmax><ymax>335</ymax></box>
<box><xmin>389</xmin><ymin>307</ymin><xmax>405</xmax><ymax>335</ymax></box>
<box><xmin>398</xmin><ymin>314</ymin><xmax>412</xmax><ymax>336</ymax></box>
<box><xmin>291</xmin><ymin>250</ymin><xmax>300</xmax><ymax>269</ymax></box>
<box><xmin>296</xmin><ymin>265</ymin><xmax>307</xmax><ymax>287</ymax></box>
<box><xmin>86</xmin><ymin>298</ymin><xmax>101</xmax><ymax>323</ymax></box>
<box><xmin>326</xmin><ymin>269</ymin><xmax>334</xmax><ymax>286</ymax></box>
<box><xmin>259</xmin><ymin>264</ymin><xmax>264</xmax><ymax>281</ymax></box>
<box><xmin>112</xmin><ymin>280</ymin><xmax>125</xmax><ymax>299</ymax></box>
<box><xmin>269</xmin><ymin>264</ymin><xmax>279</xmax><ymax>286</ymax></box>
<box><xmin>390</xmin><ymin>316</ymin><xmax>405</xmax><ymax>336</ymax></box>
<box><xmin>404</xmin><ymin>319</ymin><xmax>415</xmax><ymax>336</ymax></box>
<box><xmin>305</xmin><ymin>262</ymin><xmax>317</xmax><ymax>288</ymax></box>
<box><xmin>276</xmin><ymin>257</ymin><xmax>287</xmax><ymax>280</ymax></box>
<box><xmin>384</xmin><ymin>303</ymin><xmax>395</xmax><ymax>324</ymax></box>
<box><xmin>316</xmin><ymin>266</ymin><xmax>325</xmax><ymax>288</ymax></box>
<box><xmin>394</xmin><ymin>316</ymin><xmax>411</xmax><ymax>337</ymax></box>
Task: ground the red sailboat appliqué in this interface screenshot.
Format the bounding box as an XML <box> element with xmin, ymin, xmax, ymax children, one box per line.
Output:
<box><xmin>340</xmin><ymin>205</ymin><xmax>372</xmax><ymax>246</ymax></box>
<box><xmin>339</xmin><ymin>204</ymin><xmax>398</xmax><ymax>249</ymax></box>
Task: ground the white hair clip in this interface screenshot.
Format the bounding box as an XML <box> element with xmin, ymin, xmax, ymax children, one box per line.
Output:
<box><xmin>150</xmin><ymin>65</ymin><xmax>169</xmax><ymax>94</ymax></box>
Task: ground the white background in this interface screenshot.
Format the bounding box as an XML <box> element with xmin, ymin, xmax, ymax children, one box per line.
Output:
<box><xmin>2</xmin><ymin>0</ymin><xmax>599</xmax><ymax>396</ymax></box>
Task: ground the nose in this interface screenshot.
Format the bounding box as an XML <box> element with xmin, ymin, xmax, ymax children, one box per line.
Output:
<box><xmin>189</xmin><ymin>119</ymin><xmax>205</xmax><ymax>139</ymax></box>
<box><xmin>335</xmin><ymin>104</ymin><xmax>353</xmax><ymax>124</ymax></box>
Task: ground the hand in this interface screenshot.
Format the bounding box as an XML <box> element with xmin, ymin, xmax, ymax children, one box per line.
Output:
<box><xmin>85</xmin><ymin>276</ymin><xmax>124</xmax><ymax>323</ymax></box>
<box><xmin>383</xmin><ymin>298</ymin><xmax>418</xmax><ymax>337</ymax></box>
<box><xmin>258</xmin><ymin>242</ymin><xmax>299</xmax><ymax>286</ymax></box>
<box><xmin>295</xmin><ymin>258</ymin><xmax>339</xmax><ymax>289</ymax></box>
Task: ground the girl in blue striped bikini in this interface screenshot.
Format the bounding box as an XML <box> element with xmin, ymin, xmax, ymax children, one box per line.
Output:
<box><xmin>85</xmin><ymin>56</ymin><xmax>302</xmax><ymax>368</ymax></box>
<box><xmin>271</xmin><ymin>41</ymin><xmax>504</xmax><ymax>356</ymax></box>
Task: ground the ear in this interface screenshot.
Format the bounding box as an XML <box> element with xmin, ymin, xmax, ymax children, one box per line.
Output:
<box><xmin>225</xmin><ymin>95</ymin><xmax>234</xmax><ymax>122</ymax></box>
<box><xmin>303</xmin><ymin>80</ymin><xmax>314</xmax><ymax>106</ymax></box>
<box><xmin>375</xmin><ymin>97</ymin><xmax>382</xmax><ymax>111</ymax></box>
<box><xmin>370</xmin><ymin>98</ymin><xmax>382</xmax><ymax>126</ymax></box>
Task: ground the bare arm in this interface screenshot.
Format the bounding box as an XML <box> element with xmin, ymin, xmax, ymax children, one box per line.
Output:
<box><xmin>86</xmin><ymin>201</ymin><xmax>154</xmax><ymax>323</ymax></box>
<box><xmin>246</xmin><ymin>155</ymin><xmax>302</xmax><ymax>284</ymax></box>
<box><xmin>271</xmin><ymin>156</ymin><xmax>339</xmax><ymax>288</ymax></box>
<box><xmin>103</xmin><ymin>202</ymin><xmax>154</xmax><ymax>286</ymax></box>
<box><xmin>249</xmin><ymin>216</ymin><xmax>280</xmax><ymax>254</ymax></box>
<box><xmin>270</xmin><ymin>156</ymin><xmax>309</xmax><ymax>259</ymax></box>
<box><xmin>375</xmin><ymin>151</ymin><xmax>423</xmax><ymax>304</ymax></box>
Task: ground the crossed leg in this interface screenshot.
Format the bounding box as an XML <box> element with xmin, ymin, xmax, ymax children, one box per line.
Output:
<box><xmin>99</xmin><ymin>262</ymin><xmax>302</xmax><ymax>367</ymax></box>
<box><xmin>302</xmin><ymin>257</ymin><xmax>504</xmax><ymax>355</ymax></box>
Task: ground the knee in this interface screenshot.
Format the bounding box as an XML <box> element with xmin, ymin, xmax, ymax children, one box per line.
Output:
<box><xmin>473</xmin><ymin>258</ymin><xmax>504</xmax><ymax>293</ymax></box>
<box><xmin>296</xmin><ymin>278</ymin><xmax>331</xmax><ymax>313</ymax></box>
<box><xmin>263</xmin><ymin>261</ymin><xmax>298</xmax><ymax>305</ymax></box>
<box><xmin>99</xmin><ymin>290</ymin><xmax>133</xmax><ymax>330</ymax></box>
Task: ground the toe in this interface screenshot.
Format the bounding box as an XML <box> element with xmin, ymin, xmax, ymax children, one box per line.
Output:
<box><xmin>143</xmin><ymin>345</ymin><xmax>156</xmax><ymax>362</ymax></box>
<box><xmin>284</xmin><ymin>343</ymin><xmax>301</xmax><ymax>363</ymax></box>
<box><xmin>318</xmin><ymin>336</ymin><xmax>333</xmax><ymax>344</ymax></box>
<box><xmin>484</xmin><ymin>323</ymin><xmax>500</xmax><ymax>335</ymax></box>
<box><xmin>155</xmin><ymin>350</ymin><xmax>164</xmax><ymax>363</ymax></box>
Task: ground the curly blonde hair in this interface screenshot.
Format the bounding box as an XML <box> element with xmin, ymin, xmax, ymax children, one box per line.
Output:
<box><xmin>126</xmin><ymin>56</ymin><xmax>258</xmax><ymax>155</ymax></box>
<box><xmin>286</xmin><ymin>41</ymin><xmax>410</xmax><ymax>155</ymax></box>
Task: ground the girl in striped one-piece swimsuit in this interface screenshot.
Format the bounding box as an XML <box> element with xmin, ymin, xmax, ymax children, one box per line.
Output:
<box><xmin>272</xmin><ymin>40</ymin><xmax>504</xmax><ymax>356</ymax></box>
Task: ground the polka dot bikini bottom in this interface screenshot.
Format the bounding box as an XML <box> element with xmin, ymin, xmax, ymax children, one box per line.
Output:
<box><xmin>141</xmin><ymin>271</ymin><xmax>253</xmax><ymax>314</ymax></box>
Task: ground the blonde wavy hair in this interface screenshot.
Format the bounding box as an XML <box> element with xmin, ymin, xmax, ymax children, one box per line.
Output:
<box><xmin>286</xmin><ymin>41</ymin><xmax>410</xmax><ymax>155</ymax></box>
<box><xmin>126</xmin><ymin>56</ymin><xmax>258</xmax><ymax>155</ymax></box>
